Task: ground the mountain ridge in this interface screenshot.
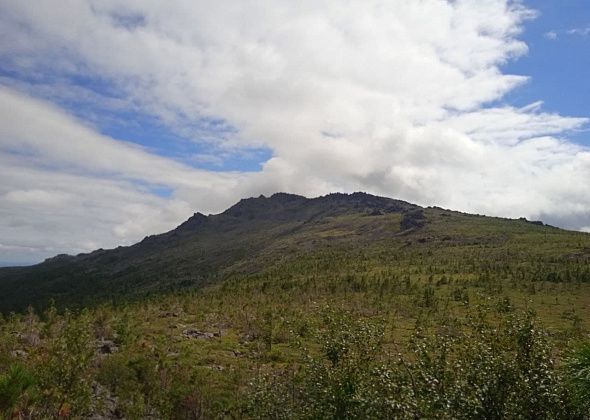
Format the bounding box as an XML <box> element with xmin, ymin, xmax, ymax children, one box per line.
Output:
<box><xmin>0</xmin><ymin>191</ymin><xmax>581</xmax><ymax>313</ymax></box>
<box><xmin>43</xmin><ymin>192</ymin><xmax>420</xmax><ymax>262</ymax></box>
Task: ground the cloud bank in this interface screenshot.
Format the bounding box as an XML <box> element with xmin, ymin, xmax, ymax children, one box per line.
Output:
<box><xmin>0</xmin><ymin>0</ymin><xmax>589</xmax><ymax>263</ymax></box>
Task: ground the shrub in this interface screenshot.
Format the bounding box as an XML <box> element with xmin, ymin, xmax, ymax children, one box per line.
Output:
<box><xmin>565</xmin><ymin>342</ymin><xmax>590</xmax><ymax>416</ymax></box>
<box><xmin>36</xmin><ymin>310</ymin><xmax>95</xmax><ymax>417</ymax></box>
<box><xmin>245</xmin><ymin>309</ymin><xmax>573</xmax><ymax>419</ymax></box>
<box><xmin>0</xmin><ymin>364</ymin><xmax>37</xmax><ymax>418</ymax></box>
<box><xmin>244</xmin><ymin>308</ymin><xmax>384</xmax><ymax>418</ymax></box>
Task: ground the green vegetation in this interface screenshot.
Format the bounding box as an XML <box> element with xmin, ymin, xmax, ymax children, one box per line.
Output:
<box><xmin>1</xmin><ymin>193</ymin><xmax>590</xmax><ymax>417</ymax></box>
<box><xmin>246</xmin><ymin>308</ymin><xmax>579</xmax><ymax>419</ymax></box>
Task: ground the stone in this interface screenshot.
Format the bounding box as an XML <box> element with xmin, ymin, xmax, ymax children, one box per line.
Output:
<box><xmin>96</xmin><ymin>339</ymin><xmax>118</xmax><ymax>354</ymax></box>
<box><xmin>182</xmin><ymin>328</ymin><xmax>217</xmax><ymax>340</ymax></box>
<box><xmin>159</xmin><ymin>311</ymin><xmax>179</xmax><ymax>318</ymax></box>
<box><xmin>10</xmin><ymin>349</ymin><xmax>28</xmax><ymax>358</ymax></box>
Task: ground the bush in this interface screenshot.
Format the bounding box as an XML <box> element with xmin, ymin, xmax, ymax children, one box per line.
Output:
<box><xmin>244</xmin><ymin>308</ymin><xmax>384</xmax><ymax>418</ymax></box>
<box><xmin>245</xmin><ymin>309</ymin><xmax>574</xmax><ymax>419</ymax></box>
<box><xmin>404</xmin><ymin>311</ymin><xmax>567</xmax><ymax>418</ymax></box>
<box><xmin>0</xmin><ymin>364</ymin><xmax>37</xmax><ymax>418</ymax></box>
<box><xmin>565</xmin><ymin>342</ymin><xmax>590</xmax><ymax>416</ymax></box>
<box><xmin>36</xmin><ymin>310</ymin><xmax>95</xmax><ymax>417</ymax></box>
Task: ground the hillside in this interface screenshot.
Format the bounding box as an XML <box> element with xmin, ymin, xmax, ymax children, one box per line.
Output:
<box><xmin>1</xmin><ymin>191</ymin><xmax>589</xmax><ymax>314</ymax></box>
<box><xmin>2</xmin><ymin>192</ymin><xmax>590</xmax><ymax>418</ymax></box>
<box><xmin>0</xmin><ymin>192</ymin><xmax>416</xmax><ymax>312</ymax></box>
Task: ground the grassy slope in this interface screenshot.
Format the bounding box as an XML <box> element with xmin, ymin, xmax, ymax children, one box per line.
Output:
<box><xmin>2</xmin><ymin>203</ymin><xmax>590</xmax><ymax>417</ymax></box>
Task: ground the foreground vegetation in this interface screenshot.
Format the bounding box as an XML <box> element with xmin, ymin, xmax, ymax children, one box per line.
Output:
<box><xmin>2</xmin><ymin>195</ymin><xmax>590</xmax><ymax>418</ymax></box>
<box><xmin>2</xmin><ymin>260</ymin><xmax>590</xmax><ymax>417</ymax></box>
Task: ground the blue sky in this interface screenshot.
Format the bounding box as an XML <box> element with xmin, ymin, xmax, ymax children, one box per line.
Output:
<box><xmin>502</xmin><ymin>0</ymin><xmax>590</xmax><ymax>144</ymax></box>
<box><xmin>1</xmin><ymin>0</ymin><xmax>590</xmax><ymax>264</ymax></box>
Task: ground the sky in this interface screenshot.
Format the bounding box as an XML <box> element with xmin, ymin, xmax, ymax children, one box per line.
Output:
<box><xmin>0</xmin><ymin>0</ymin><xmax>589</xmax><ymax>265</ymax></box>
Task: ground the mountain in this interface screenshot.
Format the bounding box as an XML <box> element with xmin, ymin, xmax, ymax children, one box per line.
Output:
<box><xmin>0</xmin><ymin>192</ymin><xmax>588</xmax><ymax>313</ymax></box>
<box><xmin>2</xmin><ymin>192</ymin><xmax>590</xmax><ymax>418</ymax></box>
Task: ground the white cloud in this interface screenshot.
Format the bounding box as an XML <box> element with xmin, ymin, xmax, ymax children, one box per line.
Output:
<box><xmin>0</xmin><ymin>86</ymin><xmax>239</xmax><ymax>190</ymax></box>
<box><xmin>568</xmin><ymin>26</ymin><xmax>590</xmax><ymax>37</ymax></box>
<box><xmin>0</xmin><ymin>0</ymin><xmax>589</xmax><ymax>262</ymax></box>
<box><xmin>544</xmin><ymin>31</ymin><xmax>558</xmax><ymax>40</ymax></box>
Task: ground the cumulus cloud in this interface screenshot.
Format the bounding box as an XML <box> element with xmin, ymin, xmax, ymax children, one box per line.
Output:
<box><xmin>0</xmin><ymin>0</ymin><xmax>589</xmax><ymax>262</ymax></box>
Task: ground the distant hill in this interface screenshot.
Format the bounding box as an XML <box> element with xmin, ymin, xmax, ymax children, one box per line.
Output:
<box><xmin>1</xmin><ymin>192</ymin><xmax>588</xmax><ymax>313</ymax></box>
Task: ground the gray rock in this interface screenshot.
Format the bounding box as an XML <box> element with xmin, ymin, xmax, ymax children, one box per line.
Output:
<box><xmin>10</xmin><ymin>349</ymin><xmax>28</xmax><ymax>358</ymax></box>
<box><xmin>23</xmin><ymin>332</ymin><xmax>40</xmax><ymax>346</ymax></box>
<box><xmin>182</xmin><ymin>328</ymin><xmax>217</xmax><ymax>340</ymax></box>
<box><xmin>88</xmin><ymin>383</ymin><xmax>124</xmax><ymax>419</ymax></box>
<box><xmin>159</xmin><ymin>311</ymin><xmax>179</xmax><ymax>318</ymax></box>
<box><xmin>96</xmin><ymin>339</ymin><xmax>118</xmax><ymax>354</ymax></box>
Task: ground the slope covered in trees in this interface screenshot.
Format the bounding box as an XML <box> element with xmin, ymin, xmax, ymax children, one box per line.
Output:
<box><xmin>1</xmin><ymin>192</ymin><xmax>590</xmax><ymax>417</ymax></box>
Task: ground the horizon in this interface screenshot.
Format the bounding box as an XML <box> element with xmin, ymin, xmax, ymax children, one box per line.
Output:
<box><xmin>1</xmin><ymin>0</ymin><xmax>589</xmax><ymax>263</ymax></box>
